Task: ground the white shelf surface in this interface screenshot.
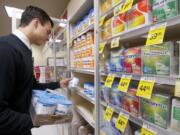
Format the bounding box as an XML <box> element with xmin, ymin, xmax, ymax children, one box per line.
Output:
<box><xmin>70</xmin><ymin>68</ymin><xmax>94</xmax><ymax>75</ymax></box>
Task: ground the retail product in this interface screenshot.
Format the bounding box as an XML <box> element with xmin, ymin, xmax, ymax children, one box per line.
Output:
<box><xmin>100</xmin><ymin>0</ymin><xmax>112</xmax><ymax>15</ymax></box>
<box><xmin>101</xmin><ymin>18</ymin><xmax>112</xmax><ymax>41</ymax></box>
<box><xmin>140</xmin><ymin>94</ymin><xmax>170</xmax><ymax>128</ymax></box>
<box><xmin>101</xmin><ymin>85</ymin><xmax>111</xmax><ymax>103</ymax></box>
<box><xmin>55</xmin><ymin>99</ymin><xmax>72</xmax><ymax>115</ymax></box>
<box><xmin>69</xmin><ymin>77</ymin><xmax>79</xmax><ymax>88</ymax></box>
<box><xmin>170</xmin><ymin>98</ymin><xmax>180</xmax><ymax>132</ymax></box>
<box><xmin>127</xmin><ymin>0</ymin><xmax>152</xmax><ymax>30</ymax></box>
<box><xmin>122</xmin><ymin>85</ymin><xmax>140</xmax><ymax>117</ymax></box>
<box><xmin>151</xmin><ymin>0</ymin><xmax>179</xmax><ymax>22</ymax></box>
<box><xmin>123</xmin><ymin>47</ymin><xmax>141</xmax><ymax>75</ymax></box>
<box><xmin>88</xmin><ymin>8</ymin><xmax>94</xmax><ymax>25</ymax></box>
<box><xmin>112</xmin><ymin>9</ymin><xmax>127</xmax><ymax>36</ymax></box>
<box><xmin>142</xmin><ymin>42</ymin><xmax>176</xmax><ymax>76</ymax></box>
<box><xmin>134</xmin><ymin>129</ymin><xmax>140</xmax><ymax>135</ymax></box>
<box><xmin>112</xmin><ymin>0</ymin><xmax>123</xmax><ymax>6</ymax></box>
<box><xmin>110</xmin><ymin>49</ymin><xmax>124</xmax><ymax>72</ymax></box>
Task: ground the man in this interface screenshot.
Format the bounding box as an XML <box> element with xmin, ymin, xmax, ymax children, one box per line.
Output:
<box><xmin>0</xmin><ymin>5</ymin><xmax>70</xmax><ymax>135</ymax></box>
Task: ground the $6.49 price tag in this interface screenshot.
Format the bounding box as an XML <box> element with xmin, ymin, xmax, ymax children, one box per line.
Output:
<box><xmin>115</xmin><ymin>113</ymin><xmax>129</xmax><ymax>133</ymax></box>
<box><xmin>104</xmin><ymin>106</ymin><xmax>114</xmax><ymax>122</ymax></box>
<box><xmin>105</xmin><ymin>74</ymin><xmax>115</xmax><ymax>88</ymax></box>
<box><xmin>118</xmin><ymin>75</ymin><xmax>132</xmax><ymax>93</ymax></box>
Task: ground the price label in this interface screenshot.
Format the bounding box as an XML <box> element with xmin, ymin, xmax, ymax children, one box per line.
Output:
<box><xmin>104</xmin><ymin>106</ymin><xmax>114</xmax><ymax>121</ymax></box>
<box><xmin>140</xmin><ymin>124</ymin><xmax>156</xmax><ymax>135</ymax></box>
<box><xmin>116</xmin><ymin>113</ymin><xmax>129</xmax><ymax>133</ymax></box>
<box><xmin>111</xmin><ymin>37</ymin><xmax>120</xmax><ymax>48</ymax></box>
<box><xmin>118</xmin><ymin>75</ymin><xmax>132</xmax><ymax>92</ymax></box>
<box><xmin>113</xmin><ymin>0</ymin><xmax>122</xmax><ymax>6</ymax></box>
<box><xmin>105</xmin><ymin>74</ymin><xmax>115</xmax><ymax>88</ymax></box>
<box><xmin>120</xmin><ymin>0</ymin><xmax>134</xmax><ymax>13</ymax></box>
<box><xmin>146</xmin><ymin>23</ymin><xmax>166</xmax><ymax>46</ymax></box>
<box><xmin>114</xmin><ymin>4</ymin><xmax>122</xmax><ymax>16</ymax></box>
<box><xmin>99</xmin><ymin>42</ymin><xmax>106</xmax><ymax>54</ymax></box>
<box><xmin>136</xmin><ymin>77</ymin><xmax>155</xmax><ymax>99</ymax></box>
<box><xmin>99</xmin><ymin>16</ymin><xmax>105</xmax><ymax>27</ymax></box>
<box><xmin>175</xmin><ymin>80</ymin><xmax>180</xmax><ymax>97</ymax></box>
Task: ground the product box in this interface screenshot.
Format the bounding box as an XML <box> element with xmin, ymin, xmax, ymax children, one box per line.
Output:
<box><xmin>170</xmin><ymin>98</ymin><xmax>180</xmax><ymax>132</ymax></box>
<box><xmin>151</xmin><ymin>0</ymin><xmax>179</xmax><ymax>23</ymax></box>
<box><xmin>110</xmin><ymin>49</ymin><xmax>124</xmax><ymax>72</ymax></box>
<box><xmin>112</xmin><ymin>8</ymin><xmax>127</xmax><ymax>36</ymax></box>
<box><xmin>123</xmin><ymin>47</ymin><xmax>141</xmax><ymax>75</ymax></box>
<box><xmin>100</xmin><ymin>0</ymin><xmax>112</xmax><ymax>15</ymax></box>
<box><xmin>127</xmin><ymin>0</ymin><xmax>152</xmax><ymax>30</ymax></box>
<box><xmin>142</xmin><ymin>42</ymin><xmax>178</xmax><ymax>76</ymax></box>
<box><xmin>101</xmin><ymin>18</ymin><xmax>112</xmax><ymax>41</ymax></box>
<box><xmin>140</xmin><ymin>94</ymin><xmax>171</xmax><ymax>128</ymax></box>
<box><xmin>122</xmin><ymin>84</ymin><xmax>140</xmax><ymax>117</ymax></box>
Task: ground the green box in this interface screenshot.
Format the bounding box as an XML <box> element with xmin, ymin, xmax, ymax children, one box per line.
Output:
<box><xmin>140</xmin><ymin>94</ymin><xmax>170</xmax><ymax>128</ymax></box>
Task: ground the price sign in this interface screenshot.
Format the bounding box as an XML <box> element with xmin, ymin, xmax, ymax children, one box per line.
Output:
<box><xmin>111</xmin><ymin>37</ymin><xmax>120</xmax><ymax>48</ymax></box>
<box><xmin>116</xmin><ymin>113</ymin><xmax>129</xmax><ymax>133</ymax></box>
<box><xmin>120</xmin><ymin>0</ymin><xmax>134</xmax><ymax>13</ymax></box>
<box><xmin>104</xmin><ymin>106</ymin><xmax>114</xmax><ymax>121</ymax></box>
<box><xmin>99</xmin><ymin>16</ymin><xmax>105</xmax><ymax>27</ymax></box>
<box><xmin>140</xmin><ymin>124</ymin><xmax>157</xmax><ymax>135</ymax></box>
<box><xmin>146</xmin><ymin>23</ymin><xmax>166</xmax><ymax>46</ymax></box>
<box><xmin>105</xmin><ymin>74</ymin><xmax>115</xmax><ymax>88</ymax></box>
<box><xmin>118</xmin><ymin>75</ymin><xmax>132</xmax><ymax>92</ymax></box>
<box><xmin>136</xmin><ymin>77</ymin><xmax>155</xmax><ymax>99</ymax></box>
<box><xmin>99</xmin><ymin>42</ymin><xmax>106</xmax><ymax>54</ymax></box>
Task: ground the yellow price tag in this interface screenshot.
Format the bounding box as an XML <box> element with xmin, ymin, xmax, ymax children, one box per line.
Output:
<box><xmin>136</xmin><ymin>77</ymin><xmax>155</xmax><ymax>99</ymax></box>
<box><xmin>114</xmin><ymin>4</ymin><xmax>122</xmax><ymax>16</ymax></box>
<box><xmin>118</xmin><ymin>75</ymin><xmax>132</xmax><ymax>92</ymax></box>
<box><xmin>113</xmin><ymin>0</ymin><xmax>122</xmax><ymax>6</ymax></box>
<box><xmin>111</xmin><ymin>37</ymin><xmax>120</xmax><ymax>48</ymax></box>
<box><xmin>105</xmin><ymin>74</ymin><xmax>115</xmax><ymax>88</ymax></box>
<box><xmin>99</xmin><ymin>42</ymin><xmax>106</xmax><ymax>54</ymax></box>
<box><xmin>146</xmin><ymin>23</ymin><xmax>166</xmax><ymax>46</ymax></box>
<box><xmin>175</xmin><ymin>80</ymin><xmax>180</xmax><ymax>97</ymax></box>
<box><xmin>116</xmin><ymin>113</ymin><xmax>129</xmax><ymax>133</ymax></box>
<box><xmin>120</xmin><ymin>0</ymin><xmax>134</xmax><ymax>13</ymax></box>
<box><xmin>99</xmin><ymin>16</ymin><xmax>105</xmax><ymax>27</ymax></box>
<box><xmin>140</xmin><ymin>124</ymin><xmax>156</xmax><ymax>135</ymax></box>
<box><xmin>104</xmin><ymin>106</ymin><xmax>114</xmax><ymax>121</ymax></box>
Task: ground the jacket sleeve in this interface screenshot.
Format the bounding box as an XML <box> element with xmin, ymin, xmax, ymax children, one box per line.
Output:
<box><xmin>32</xmin><ymin>75</ymin><xmax>60</xmax><ymax>90</ymax></box>
<box><xmin>0</xmin><ymin>42</ymin><xmax>33</xmax><ymax>134</ymax></box>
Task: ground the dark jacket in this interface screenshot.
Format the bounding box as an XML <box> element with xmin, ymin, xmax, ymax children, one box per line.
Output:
<box><xmin>0</xmin><ymin>34</ymin><xmax>60</xmax><ymax>135</ymax></box>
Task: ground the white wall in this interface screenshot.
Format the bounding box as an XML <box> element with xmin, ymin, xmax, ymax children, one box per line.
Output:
<box><xmin>32</xmin><ymin>44</ymin><xmax>45</xmax><ymax>66</ymax></box>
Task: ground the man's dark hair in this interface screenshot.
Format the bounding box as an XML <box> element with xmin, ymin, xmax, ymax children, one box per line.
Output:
<box><xmin>19</xmin><ymin>5</ymin><xmax>54</xmax><ymax>27</ymax></box>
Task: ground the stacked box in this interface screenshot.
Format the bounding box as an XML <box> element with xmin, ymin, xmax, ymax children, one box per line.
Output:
<box><xmin>140</xmin><ymin>94</ymin><xmax>171</xmax><ymax>128</ymax></box>
<box><xmin>101</xmin><ymin>18</ymin><xmax>112</xmax><ymax>41</ymax></box>
<box><xmin>151</xmin><ymin>0</ymin><xmax>179</xmax><ymax>23</ymax></box>
<box><xmin>100</xmin><ymin>0</ymin><xmax>112</xmax><ymax>15</ymax></box>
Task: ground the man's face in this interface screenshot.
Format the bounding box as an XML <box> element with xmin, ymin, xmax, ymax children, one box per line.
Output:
<box><xmin>33</xmin><ymin>20</ymin><xmax>52</xmax><ymax>46</ymax></box>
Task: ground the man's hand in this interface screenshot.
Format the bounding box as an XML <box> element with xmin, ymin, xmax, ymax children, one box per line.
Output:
<box><xmin>60</xmin><ymin>78</ymin><xmax>71</xmax><ymax>88</ymax></box>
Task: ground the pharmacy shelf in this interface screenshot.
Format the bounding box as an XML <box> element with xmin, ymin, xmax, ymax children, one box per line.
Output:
<box><xmin>70</xmin><ymin>68</ymin><xmax>94</xmax><ymax>75</ymax></box>
<box><xmin>76</xmin><ymin>105</ymin><xmax>95</xmax><ymax>128</ymax></box>
<box><xmin>101</xmin><ymin>71</ymin><xmax>178</xmax><ymax>86</ymax></box>
<box><xmin>100</xmin><ymin>15</ymin><xmax>180</xmax><ymax>46</ymax></box>
<box><xmin>101</xmin><ymin>101</ymin><xmax>180</xmax><ymax>135</ymax></box>
<box><xmin>72</xmin><ymin>24</ymin><xmax>94</xmax><ymax>41</ymax></box>
<box><xmin>74</xmin><ymin>87</ymin><xmax>95</xmax><ymax>104</ymax></box>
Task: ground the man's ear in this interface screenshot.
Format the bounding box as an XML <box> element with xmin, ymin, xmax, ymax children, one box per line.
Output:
<box><xmin>32</xmin><ymin>18</ymin><xmax>39</xmax><ymax>29</ymax></box>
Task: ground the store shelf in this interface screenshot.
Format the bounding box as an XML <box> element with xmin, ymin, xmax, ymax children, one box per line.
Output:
<box><xmin>72</xmin><ymin>24</ymin><xmax>94</xmax><ymax>41</ymax></box>
<box><xmin>70</xmin><ymin>68</ymin><xmax>94</xmax><ymax>75</ymax></box>
<box><xmin>100</xmin><ymin>15</ymin><xmax>180</xmax><ymax>46</ymax></box>
<box><xmin>101</xmin><ymin>71</ymin><xmax>178</xmax><ymax>86</ymax></box>
<box><xmin>74</xmin><ymin>87</ymin><xmax>95</xmax><ymax>104</ymax></box>
<box><xmin>76</xmin><ymin>105</ymin><xmax>95</xmax><ymax>128</ymax></box>
<box><xmin>101</xmin><ymin>101</ymin><xmax>180</xmax><ymax>135</ymax></box>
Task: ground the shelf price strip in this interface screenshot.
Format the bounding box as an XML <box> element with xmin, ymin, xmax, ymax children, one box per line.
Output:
<box><xmin>140</xmin><ymin>124</ymin><xmax>157</xmax><ymax>135</ymax></box>
<box><xmin>120</xmin><ymin>0</ymin><xmax>134</xmax><ymax>13</ymax></box>
<box><xmin>104</xmin><ymin>106</ymin><xmax>114</xmax><ymax>122</ymax></box>
<box><xmin>118</xmin><ymin>75</ymin><xmax>132</xmax><ymax>92</ymax></box>
<box><xmin>99</xmin><ymin>42</ymin><xmax>106</xmax><ymax>54</ymax></box>
<box><xmin>146</xmin><ymin>22</ymin><xmax>167</xmax><ymax>46</ymax></box>
<box><xmin>115</xmin><ymin>113</ymin><xmax>129</xmax><ymax>133</ymax></box>
<box><xmin>136</xmin><ymin>77</ymin><xmax>155</xmax><ymax>99</ymax></box>
<box><xmin>111</xmin><ymin>37</ymin><xmax>120</xmax><ymax>48</ymax></box>
<box><xmin>105</xmin><ymin>74</ymin><xmax>115</xmax><ymax>88</ymax></box>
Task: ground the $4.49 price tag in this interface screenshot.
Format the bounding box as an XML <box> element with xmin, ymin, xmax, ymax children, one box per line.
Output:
<box><xmin>104</xmin><ymin>106</ymin><xmax>114</xmax><ymax>122</ymax></box>
<box><xmin>111</xmin><ymin>37</ymin><xmax>120</xmax><ymax>48</ymax></box>
<box><xmin>146</xmin><ymin>22</ymin><xmax>167</xmax><ymax>46</ymax></box>
<box><xmin>140</xmin><ymin>124</ymin><xmax>157</xmax><ymax>135</ymax></box>
<box><xmin>120</xmin><ymin>0</ymin><xmax>134</xmax><ymax>13</ymax></box>
<box><xmin>118</xmin><ymin>75</ymin><xmax>132</xmax><ymax>93</ymax></box>
<box><xmin>136</xmin><ymin>77</ymin><xmax>155</xmax><ymax>99</ymax></box>
<box><xmin>105</xmin><ymin>74</ymin><xmax>115</xmax><ymax>88</ymax></box>
<box><xmin>115</xmin><ymin>113</ymin><xmax>129</xmax><ymax>133</ymax></box>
